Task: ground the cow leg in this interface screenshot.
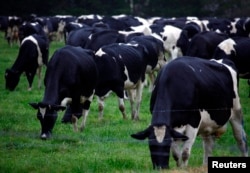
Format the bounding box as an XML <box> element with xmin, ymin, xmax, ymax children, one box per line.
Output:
<box><xmin>72</xmin><ymin>115</ymin><xmax>79</xmax><ymax>132</ymax></box>
<box><xmin>98</xmin><ymin>96</ymin><xmax>105</xmax><ymax>119</ymax></box>
<box><xmin>147</xmin><ymin>72</ymin><xmax>156</xmax><ymax>92</ymax></box>
<box><xmin>36</xmin><ymin>66</ymin><xmax>42</xmax><ymax>89</ymax></box>
<box><xmin>181</xmin><ymin>125</ymin><xmax>198</xmax><ymax>167</ymax></box>
<box><xmin>229</xmin><ymin>108</ymin><xmax>248</xmax><ymax>156</ymax></box>
<box><xmin>171</xmin><ymin>125</ymin><xmax>198</xmax><ymax>167</ymax></box>
<box><xmin>72</xmin><ymin>108</ymin><xmax>90</xmax><ymax>132</ymax></box>
<box><xmin>25</xmin><ymin>68</ymin><xmax>37</xmax><ymax>91</ymax></box>
<box><xmin>118</xmin><ymin>97</ymin><xmax>127</xmax><ymax>119</ymax></box>
<box><xmin>79</xmin><ymin>109</ymin><xmax>90</xmax><ymax>132</ymax></box>
<box><xmin>201</xmin><ymin>135</ymin><xmax>215</xmax><ymax>165</ymax></box>
<box><xmin>26</xmin><ymin>71</ymin><xmax>35</xmax><ymax>91</ymax></box>
<box><xmin>79</xmin><ymin>96</ymin><xmax>93</xmax><ymax>132</ymax></box>
<box><xmin>127</xmin><ymin>89</ymin><xmax>137</xmax><ymax>120</ymax></box>
<box><xmin>171</xmin><ymin>140</ymin><xmax>182</xmax><ymax>166</ymax></box>
<box><xmin>128</xmin><ymin>80</ymin><xmax>144</xmax><ymax>120</ymax></box>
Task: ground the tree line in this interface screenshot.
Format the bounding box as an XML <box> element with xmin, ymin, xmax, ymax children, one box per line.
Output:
<box><xmin>1</xmin><ymin>0</ymin><xmax>250</xmax><ymax>18</ymax></box>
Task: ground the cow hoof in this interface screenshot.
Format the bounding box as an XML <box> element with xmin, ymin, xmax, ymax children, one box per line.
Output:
<box><xmin>40</xmin><ymin>132</ymin><xmax>51</xmax><ymax>140</ymax></box>
<box><xmin>79</xmin><ymin>127</ymin><xmax>85</xmax><ymax>132</ymax></box>
<box><xmin>132</xmin><ymin>116</ymin><xmax>140</xmax><ymax>121</ymax></box>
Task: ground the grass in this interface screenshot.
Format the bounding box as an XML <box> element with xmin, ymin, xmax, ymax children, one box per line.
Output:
<box><xmin>0</xmin><ymin>31</ymin><xmax>249</xmax><ymax>173</ymax></box>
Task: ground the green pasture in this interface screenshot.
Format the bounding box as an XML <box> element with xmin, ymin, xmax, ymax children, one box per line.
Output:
<box><xmin>0</xmin><ymin>32</ymin><xmax>249</xmax><ymax>173</ymax></box>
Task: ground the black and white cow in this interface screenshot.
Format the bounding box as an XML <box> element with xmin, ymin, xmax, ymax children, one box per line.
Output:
<box><xmin>29</xmin><ymin>45</ymin><xmax>98</xmax><ymax>139</ymax></box>
<box><xmin>131</xmin><ymin>56</ymin><xmax>248</xmax><ymax>169</ymax></box>
<box><xmin>94</xmin><ymin>37</ymin><xmax>165</xmax><ymax>120</ymax></box>
<box><xmin>5</xmin><ymin>34</ymin><xmax>49</xmax><ymax>91</ymax></box>
<box><xmin>66</xmin><ymin>25</ymin><xmax>108</xmax><ymax>49</ymax></box>
<box><xmin>18</xmin><ymin>22</ymin><xmax>47</xmax><ymax>42</ymax></box>
<box><xmin>185</xmin><ymin>31</ymin><xmax>229</xmax><ymax>59</ymax></box>
<box><xmin>213</xmin><ymin>37</ymin><xmax>250</xmax><ymax>96</ymax></box>
<box><xmin>84</xmin><ymin>29</ymin><xmax>126</xmax><ymax>52</ymax></box>
<box><xmin>213</xmin><ymin>36</ymin><xmax>250</xmax><ymax>79</ymax></box>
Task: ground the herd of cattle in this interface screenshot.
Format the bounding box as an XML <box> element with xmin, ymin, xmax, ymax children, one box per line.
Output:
<box><xmin>2</xmin><ymin>14</ymin><xmax>250</xmax><ymax>169</ymax></box>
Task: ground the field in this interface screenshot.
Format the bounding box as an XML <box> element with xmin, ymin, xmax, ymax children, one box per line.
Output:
<box><xmin>0</xmin><ymin>31</ymin><xmax>249</xmax><ymax>173</ymax></box>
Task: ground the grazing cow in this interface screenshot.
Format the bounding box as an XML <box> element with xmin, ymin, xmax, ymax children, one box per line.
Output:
<box><xmin>84</xmin><ymin>29</ymin><xmax>126</xmax><ymax>52</ymax></box>
<box><xmin>5</xmin><ymin>34</ymin><xmax>49</xmax><ymax>91</ymax></box>
<box><xmin>29</xmin><ymin>45</ymin><xmax>98</xmax><ymax>139</ymax></box>
<box><xmin>213</xmin><ymin>37</ymin><xmax>250</xmax><ymax>97</ymax></box>
<box><xmin>61</xmin><ymin>34</ymin><xmax>165</xmax><ymax>123</ymax></box>
<box><xmin>131</xmin><ymin>56</ymin><xmax>248</xmax><ymax>169</ymax></box>
<box><xmin>66</xmin><ymin>25</ymin><xmax>108</xmax><ymax>49</ymax></box>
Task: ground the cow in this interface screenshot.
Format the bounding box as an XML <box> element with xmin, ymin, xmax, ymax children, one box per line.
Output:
<box><xmin>201</xmin><ymin>17</ymin><xmax>232</xmax><ymax>35</ymax></box>
<box><xmin>213</xmin><ymin>37</ymin><xmax>250</xmax><ymax>96</ymax></box>
<box><xmin>127</xmin><ymin>35</ymin><xmax>166</xmax><ymax>91</ymax></box>
<box><xmin>66</xmin><ymin>25</ymin><xmax>108</xmax><ymax>49</ymax></box>
<box><xmin>185</xmin><ymin>31</ymin><xmax>229</xmax><ymax>59</ymax></box>
<box><xmin>229</xmin><ymin>17</ymin><xmax>250</xmax><ymax>37</ymax></box>
<box><xmin>29</xmin><ymin>45</ymin><xmax>98</xmax><ymax>139</ymax></box>
<box><xmin>131</xmin><ymin>56</ymin><xmax>248</xmax><ymax>169</ymax></box>
<box><xmin>84</xmin><ymin>29</ymin><xmax>126</xmax><ymax>52</ymax></box>
<box><xmin>63</xmin><ymin>22</ymin><xmax>86</xmax><ymax>43</ymax></box>
<box><xmin>93</xmin><ymin>37</ymin><xmax>165</xmax><ymax>121</ymax></box>
<box><xmin>0</xmin><ymin>16</ymin><xmax>22</xmax><ymax>46</ymax></box>
<box><xmin>18</xmin><ymin>22</ymin><xmax>47</xmax><ymax>42</ymax></box>
<box><xmin>5</xmin><ymin>34</ymin><xmax>49</xmax><ymax>91</ymax></box>
<box><xmin>150</xmin><ymin>24</ymin><xmax>184</xmax><ymax>60</ymax></box>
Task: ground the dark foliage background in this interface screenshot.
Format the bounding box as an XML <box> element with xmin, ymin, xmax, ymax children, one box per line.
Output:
<box><xmin>1</xmin><ymin>0</ymin><xmax>250</xmax><ymax>18</ymax></box>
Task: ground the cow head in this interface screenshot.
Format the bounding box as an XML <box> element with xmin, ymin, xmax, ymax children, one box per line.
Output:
<box><xmin>131</xmin><ymin>125</ymin><xmax>188</xmax><ymax>169</ymax></box>
<box><xmin>5</xmin><ymin>68</ymin><xmax>20</xmax><ymax>91</ymax></box>
<box><xmin>29</xmin><ymin>102</ymin><xmax>66</xmax><ymax>140</ymax></box>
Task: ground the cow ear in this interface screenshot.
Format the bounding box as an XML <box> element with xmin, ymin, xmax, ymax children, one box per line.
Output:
<box><xmin>170</xmin><ymin>128</ymin><xmax>188</xmax><ymax>141</ymax></box>
<box><xmin>29</xmin><ymin>102</ymin><xmax>39</xmax><ymax>109</ymax></box>
<box><xmin>131</xmin><ymin>126</ymin><xmax>152</xmax><ymax>140</ymax></box>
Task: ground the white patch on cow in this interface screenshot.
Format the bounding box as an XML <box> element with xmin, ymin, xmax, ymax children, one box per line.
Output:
<box><xmin>160</xmin><ymin>25</ymin><xmax>182</xmax><ymax>60</ymax></box>
<box><xmin>130</xmin><ymin>24</ymin><xmax>151</xmax><ymax>35</ymax></box>
<box><xmin>153</xmin><ymin>125</ymin><xmax>166</xmax><ymax>143</ymax></box>
<box><xmin>217</xmin><ymin>38</ymin><xmax>236</xmax><ymax>55</ymax></box>
<box><xmin>61</xmin><ymin>97</ymin><xmax>72</xmax><ymax>106</ymax></box>
<box><xmin>201</xmin><ymin>20</ymin><xmax>210</xmax><ymax>31</ymax></box>
<box><xmin>41</xmin><ymin>133</ymin><xmax>47</xmax><ymax>138</ymax></box>
<box><xmin>135</xmin><ymin>16</ymin><xmax>149</xmax><ymax>26</ymax></box>
<box><xmin>198</xmin><ymin>110</ymin><xmax>222</xmax><ymax>135</ymax></box>
<box><xmin>186</xmin><ymin>19</ymin><xmax>205</xmax><ymax>32</ymax></box>
<box><xmin>30</xmin><ymin>22</ymin><xmax>39</xmax><ymax>26</ymax></box>
<box><xmin>212</xmin><ymin>59</ymin><xmax>240</xmax><ymax>110</ymax></box>
<box><xmin>174</xmin><ymin>125</ymin><xmax>186</xmax><ymax>134</ymax></box>
<box><xmin>39</xmin><ymin>107</ymin><xmax>46</xmax><ymax>119</ymax></box>
<box><xmin>95</xmin><ymin>48</ymin><xmax>106</xmax><ymax>57</ymax></box>
<box><xmin>124</xmin><ymin>66</ymin><xmax>136</xmax><ymax>89</ymax></box>
<box><xmin>187</xmin><ymin>65</ymin><xmax>195</xmax><ymax>72</ymax></box>
<box><xmin>80</xmin><ymin>94</ymin><xmax>94</xmax><ymax>104</ymax></box>
<box><xmin>21</xmin><ymin>35</ymin><xmax>43</xmax><ymax>66</ymax></box>
<box><xmin>230</xmin><ymin>18</ymin><xmax>239</xmax><ymax>34</ymax></box>
<box><xmin>77</xmin><ymin>14</ymin><xmax>102</xmax><ymax>20</ymax></box>
<box><xmin>88</xmin><ymin>34</ymin><xmax>93</xmax><ymax>40</ymax></box>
